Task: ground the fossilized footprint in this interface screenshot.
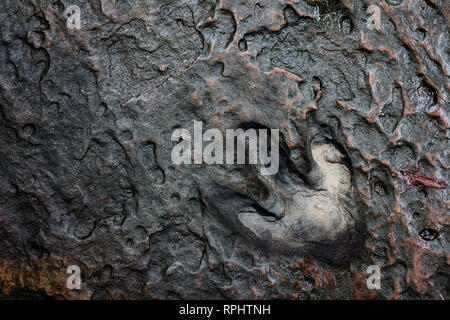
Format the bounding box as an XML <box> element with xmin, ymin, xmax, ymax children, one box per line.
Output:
<box><xmin>199</xmin><ymin>122</ymin><xmax>366</xmax><ymax>264</ymax></box>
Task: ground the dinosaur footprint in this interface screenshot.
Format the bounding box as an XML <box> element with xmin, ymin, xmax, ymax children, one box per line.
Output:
<box><xmin>199</xmin><ymin>122</ymin><xmax>366</xmax><ymax>264</ymax></box>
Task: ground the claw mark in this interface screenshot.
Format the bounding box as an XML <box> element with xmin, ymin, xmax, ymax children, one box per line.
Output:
<box><xmin>400</xmin><ymin>169</ymin><xmax>447</xmax><ymax>189</ymax></box>
<box><xmin>199</xmin><ymin>122</ymin><xmax>366</xmax><ymax>264</ymax></box>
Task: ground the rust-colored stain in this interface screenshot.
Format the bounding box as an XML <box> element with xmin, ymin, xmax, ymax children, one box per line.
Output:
<box><xmin>401</xmin><ymin>169</ymin><xmax>447</xmax><ymax>189</ymax></box>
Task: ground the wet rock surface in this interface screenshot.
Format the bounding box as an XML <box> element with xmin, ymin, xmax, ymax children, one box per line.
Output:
<box><xmin>0</xmin><ymin>0</ymin><xmax>448</xmax><ymax>299</ymax></box>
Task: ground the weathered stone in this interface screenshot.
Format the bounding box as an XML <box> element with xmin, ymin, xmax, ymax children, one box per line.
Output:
<box><xmin>0</xmin><ymin>0</ymin><xmax>448</xmax><ymax>299</ymax></box>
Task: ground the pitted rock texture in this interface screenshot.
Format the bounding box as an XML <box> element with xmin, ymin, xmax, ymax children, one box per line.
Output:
<box><xmin>0</xmin><ymin>0</ymin><xmax>448</xmax><ymax>299</ymax></box>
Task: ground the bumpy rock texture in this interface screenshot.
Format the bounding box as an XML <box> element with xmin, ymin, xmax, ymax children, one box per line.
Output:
<box><xmin>0</xmin><ymin>0</ymin><xmax>448</xmax><ymax>299</ymax></box>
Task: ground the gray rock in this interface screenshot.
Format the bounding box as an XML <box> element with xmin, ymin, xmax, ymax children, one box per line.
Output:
<box><xmin>0</xmin><ymin>0</ymin><xmax>448</xmax><ymax>299</ymax></box>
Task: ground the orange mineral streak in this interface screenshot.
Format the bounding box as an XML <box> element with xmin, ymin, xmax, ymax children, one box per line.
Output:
<box><xmin>401</xmin><ymin>169</ymin><xmax>448</xmax><ymax>189</ymax></box>
<box><xmin>0</xmin><ymin>257</ymin><xmax>90</xmax><ymax>299</ymax></box>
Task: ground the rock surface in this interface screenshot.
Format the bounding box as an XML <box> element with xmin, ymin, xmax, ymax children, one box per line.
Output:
<box><xmin>0</xmin><ymin>0</ymin><xmax>448</xmax><ymax>299</ymax></box>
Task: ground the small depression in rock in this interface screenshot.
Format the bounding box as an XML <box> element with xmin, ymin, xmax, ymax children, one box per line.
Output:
<box><xmin>419</xmin><ymin>228</ymin><xmax>439</xmax><ymax>241</ymax></box>
<box><xmin>340</xmin><ymin>16</ymin><xmax>353</xmax><ymax>34</ymax></box>
<box><xmin>22</xmin><ymin>124</ymin><xmax>36</xmax><ymax>138</ymax></box>
<box><xmin>238</xmin><ymin>38</ymin><xmax>248</xmax><ymax>52</ymax></box>
<box><xmin>385</xmin><ymin>0</ymin><xmax>404</xmax><ymax>6</ymax></box>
